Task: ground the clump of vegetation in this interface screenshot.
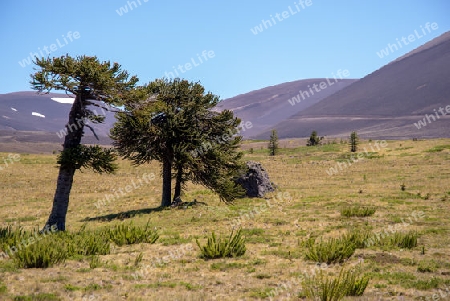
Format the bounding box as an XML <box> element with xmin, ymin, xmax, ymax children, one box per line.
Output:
<box><xmin>196</xmin><ymin>229</ymin><xmax>246</xmax><ymax>259</ymax></box>
<box><xmin>340</xmin><ymin>205</ymin><xmax>376</xmax><ymax>217</ymax></box>
<box><xmin>388</xmin><ymin>231</ymin><xmax>418</xmax><ymax>249</ymax></box>
<box><xmin>268</xmin><ymin>129</ymin><xmax>279</xmax><ymax>156</ymax></box>
<box><xmin>342</xmin><ymin>228</ymin><xmax>373</xmax><ymax>249</ymax></box>
<box><xmin>13</xmin><ymin>293</ymin><xmax>61</xmax><ymax>301</ymax></box>
<box><xmin>307</xmin><ymin>130</ymin><xmax>323</xmax><ymax>146</ymax></box>
<box><xmin>13</xmin><ymin>235</ymin><xmax>68</xmax><ymax>268</ymax></box>
<box><xmin>304</xmin><ymin>237</ymin><xmax>356</xmax><ymax>264</ymax></box>
<box><xmin>302</xmin><ymin>266</ymin><xmax>370</xmax><ymax>300</ymax></box>
<box><xmin>349</xmin><ymin>131</ymin><xmax>359</xmax><ymax>152</ymax></box>
<box><xmin>2</xmin><ymin>221</ymin><xmax>158</xmax><ymax>269</ymax></box>
<box><xmin>105</xmin><ymin>221</ymin><xmax>159</xmax><ymax>246</ymax></box>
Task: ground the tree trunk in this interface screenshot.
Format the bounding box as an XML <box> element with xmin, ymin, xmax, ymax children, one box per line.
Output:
<box><xmin>173</xmin><ymin>164</ymin><xmax>183</xmax><ymax>201</ymax></box>
<box><xmin>44</xmin><ymin>94</ymin><xmax>84</xmax><ymax>231</ymax></box>
<box><xmin>161</xmin><ymin>157</ymin><xmax>173</xmax><ymax>207</ymax></box>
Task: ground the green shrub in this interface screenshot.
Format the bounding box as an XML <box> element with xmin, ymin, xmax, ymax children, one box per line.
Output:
<box><xmin>0</xmin><ymin>225</ymin><xmax>28</xmax><ymax>248</ymax></box>
<box><xmin>13</xmin><ymin>236</ymin><xmax>68</xmax><ymax>268</ymax></box>
<box><xmin>305</xmin><ymin>237</ymin><xmax>356</xmax><ymax>264</ymax></box>
<box><xmin>66</xmin><ymin>230</ymin><xmax>111</xmax><ymax>256</ymax></box>
<box><xmin>13</xmin><ymin>293</ymin><xmax>61</xmax><ymax>301</ymax></box>
<box><xmin>342</xmin><ymin>229</ymin><xmax>373</xmax><ymax>249</ymax></box>
<box><xmin>196</xmin><ymin>228</ymin><xmax>246</xmax><ymax>259</ymax></box>
<box><xmin>105</xmin><ymin>221</ymin><xmax>159</xmax><ymax>246</ymax></box>
<box><xmin>340</xmin><ymin>206</ymin><xmax>376</xmax><ymax>217</ymax></box>
<box><xmin>388</xmin><ymin>231</ymin><xmax>418</xmax><ymax>249</ymax></box>
<box><xmin>302</xmin><ymin>267</ymin><xmax>370</xmax><ymax>300</ymax></box>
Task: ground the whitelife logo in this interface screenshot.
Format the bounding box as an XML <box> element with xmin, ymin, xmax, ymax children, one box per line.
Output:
<box><xmin>376</xmin><ymin>22</ymin><xmax>439</xmax><ymax>58</ymax></box>
<box><xmin>18</xmin><ymin>31</ymin><xmax>81</xmax><ymax>68</ymax></box>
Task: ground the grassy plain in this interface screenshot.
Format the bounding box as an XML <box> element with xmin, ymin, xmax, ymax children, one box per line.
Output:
<box><xmin>0</xmin><ymin>138</ymin><xmax>449</xmax><ymax>300</ymax></box>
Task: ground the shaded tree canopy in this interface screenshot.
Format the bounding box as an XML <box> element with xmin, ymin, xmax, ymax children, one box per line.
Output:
<box><xmin>111</xmin><ymin>78</ymin><xmax>244</xmax><ymax>207</ymax></box>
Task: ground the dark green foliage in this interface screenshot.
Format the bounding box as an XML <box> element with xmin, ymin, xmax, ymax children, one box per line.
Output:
<box><xmin>268</xmin><ymin>129</ymin><xmax>279</xmax><ymax>156</ymax></box>
<box><xmin>307</xmin><ymin>130</ymin><xmax>323</xmax><ymax>146</ymax></box>
<box><xmin>105</xmin><ymin>221</ymin><xmax>159</xmax><ymax>246</ymax></box>
<box><xmin>340</xmin><ymin>205</ymin><xmax>376</xmax><ymax>217</ymax></box>
<box><xmin>304</xmin><ymin>237</ymin><xmax>356</xmax><ymax>264</ymax></box>
<box><xmin>57</xmin><ymin>145</ymin><xmax>117</xmax><ymax>174</ymax></box>
<box><xmin>111</xmin><ymin>78</ymin><xmax>245</xmax><ymax>205</ymax></box>
<box><xmin>30</xmin><ymin>55</ymin><xmax>138</xmax><ymax>231</ymax></box>
<box><xmin>349</xmin><ymin>131</ymin><xmax>359</xmax><ymax>152</ymax></box>
<box><xmin>196</xmin><ymin>229</ymin><xmax>246</xmax><ymax>259</ymax></box>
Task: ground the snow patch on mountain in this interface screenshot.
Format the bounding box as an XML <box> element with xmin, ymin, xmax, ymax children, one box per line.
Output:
<box><xmin>51</xmin><ymin>97</ymin><xmax>75</xmax><ymax>104</ymax></box>
<box><xmin>32</xmin><ymin>112</ymin><xmax>45</xmax><ymax>118</ymax></box>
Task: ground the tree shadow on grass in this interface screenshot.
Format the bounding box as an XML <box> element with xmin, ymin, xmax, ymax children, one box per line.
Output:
<box><xmin>81</xmin><ymin>206</ymin><xmax>165</xmax><ymax>222</ymax></box>
<box><xmin>81</xmin><ymin>200</ymin><xmax>208</xmax><ymax>222</ymax></box>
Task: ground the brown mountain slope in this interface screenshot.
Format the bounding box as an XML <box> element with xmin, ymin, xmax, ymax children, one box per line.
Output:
<box><xmin>0</xmin><ymin>91</ymin><xmax>115</xmax><ymax>145</ymax></box>
<box><xmin>217</xmin><ymin>78</ymin><xmax>358</xmax><ymax>137</ymax></box>
<box><xmin>256</xmin><ymin>31</ymin><xmax>450</xmax><ymax>139</ymax></box>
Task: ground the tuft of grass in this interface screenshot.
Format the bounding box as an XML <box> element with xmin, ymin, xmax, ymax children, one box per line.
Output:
<box><xmin>105</xmin><ymin>221</ymin><xmax>159</xmax><ymax>246</ymax></box>
<box><xmin>13</xmin><ymin>236</ymin><xmax>68</xmax><ymax>269</ymax></box>
<box><xmin>89</xmin><ymin>255</ymin><xmax>102</xmax><ymax>269</ymax></box>
<box><xmin>426</xmin><ymin>145</ymin><xmax>450</xmax><ymax>152</ymax></box>
<box><xmin>342</xmin><ymin>228</ymin><xmax>373</xmax><ymax>249</ymax></box>
<box><xmin>13</xmin><ymin>293</ymin><xmax>61</xmax><ymax>301</ymax></box>
<box><xmin>388</xmin><ymin>231</ymin><xmax>418</xmax><ymax>249</ymax></box>
<box><xmin>196</xmin><ymin>228</ymin><xmax>246</xmax><ymax>259</ymax></box>
<box><xmin>302</xmin><ymin>267</ymin><xmax>370</xmax><ymax>300</ymax></box>
<box><xmin>134</xmin><ymin>252</ymin><xmax>144</xmax><ymax>267</ymax></box>
<box><xmin>304</xmin><ymin>237</ymin><xmax>356</xmax><ymax>264</ymax></box>
<box><xmin>340</xmin><ymin>205</ymin><xmax>376</xmax><ymax>217</ymax></box>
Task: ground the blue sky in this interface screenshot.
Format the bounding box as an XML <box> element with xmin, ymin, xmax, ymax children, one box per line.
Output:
<box><xmin>1</xmin><ymin>0</ymin><xmax>449</xmax><ymax>99</ymax></box>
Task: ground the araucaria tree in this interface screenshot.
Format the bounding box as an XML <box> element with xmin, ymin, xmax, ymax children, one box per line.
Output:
<box><xmin>110</xmin><ymin>78</ymin><xmax>244</xmax><ymax>207</ymax></box>
<box><xmin>349</xmin><ymin>131</ymin><xmax>359</xmax><ymax>152</ymax></box>
<box><xmin>268</xmin><ymin>129</ymin><xmax>279</xmax><ymax>156</ymax></box>
<box><xmin>31</xmin><ymin>55</ymin><xmax>138</xmax><ymax>231</ymax></box>
<box><xmin>307</xmin><ymin>130</ymin><xmax>323</xmax><ymax>146</ymax></box>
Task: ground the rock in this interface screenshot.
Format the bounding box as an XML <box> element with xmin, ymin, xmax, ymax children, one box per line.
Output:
<box><xmin>235</xmin><ymin>161</ymin><xmax>275</xmax><ymax>197</ymax></box>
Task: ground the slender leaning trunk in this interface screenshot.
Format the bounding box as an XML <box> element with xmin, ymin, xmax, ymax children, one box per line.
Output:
<box><xmin>45</xmin><ymin>94</ymin><xmax>84</xmax><ymax>231</ymax></box>
<box><xmin>173</xmin><ymin>164</ymin><xmax>183</xmax><ymax>201</ymax></box>
<box><xmin>161</xmin><ymin>157</ymin><xmax>173</xmax><ymax>207</ymax></box>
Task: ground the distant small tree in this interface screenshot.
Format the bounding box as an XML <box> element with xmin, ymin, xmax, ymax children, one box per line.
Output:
<box><xmin>349</xmin><ymin>131</ymin><xmax>359</xmax><ymax>152</ymax></box>
<box><xmin>268</xmin><ymin>129</ymin><xmax>279</xmax><ymax>156</ymax></box>
<box><xmin>307</xmin><ymin>130</ymin><xmax>323</xmax><ymax>146</ymax></box>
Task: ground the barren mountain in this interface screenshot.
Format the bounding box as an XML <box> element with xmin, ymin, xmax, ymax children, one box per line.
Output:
<box><xmin>255</xmin><ymin>31</ymin><xmax>450</xmax><ymax>139</ymax></box>
<box><xmin>217</xmin><ymin>78</ymin><xmax>358</xmax><ymax>137</ymax></box>
<box><xmin>0</xmin><ymin>92</ymin><xmax>114</xmax><ymax>145</ymax></box>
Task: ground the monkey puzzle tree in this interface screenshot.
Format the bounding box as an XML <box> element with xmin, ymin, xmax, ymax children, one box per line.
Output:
<box><xmin>268</xmin><ymin>129</ymin><xmax>279</xmax><ymax>156</ymax></box>
<box><xmin>31</xmin><ymin>55</ymin><xmax>138</xmax><ymax>230</ymax></box>
<box><xmin>349</xmin><ymin>131</ymin><xmax>359</xmax><ymax>152</ymax></box>
<box><xmin>110</xmin><ymin>78</ymin><xmax>244</xmax><ymax>207</ymax></box>
<box><xmin>307</xmin><ymin>130</ymin><xmax>323</xmax><ymax>146</ymax></box>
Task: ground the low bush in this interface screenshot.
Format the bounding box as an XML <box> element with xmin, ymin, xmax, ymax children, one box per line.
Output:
<box><xmin>305</xmin><ymin>237</ymin><xmax>356</xmax><ymax>264</ymax></box>
<box><xmin>196</xmin><ymin>228</ymin><xmax>246</xmax><ymax>259</ymax></box>
<box><xmin>104</xmin><ymin>221</ymin><xmax>159</xmax><ymax>246</ymax></box>
<box><xmin>340</xmin><ymin>206</ymin><xmax>376</xmax><ymax>217</ymax></box>
<box><xmin>302</xmin><ymin>266</ymin><xmax>370</xmax><ymax>300</ymax></box>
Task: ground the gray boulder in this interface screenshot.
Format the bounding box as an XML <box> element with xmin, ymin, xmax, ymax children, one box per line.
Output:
<box><xmin>236</xmin><ymin>161</ymin><xmax>275</xmax><ymax>197</ymax></box>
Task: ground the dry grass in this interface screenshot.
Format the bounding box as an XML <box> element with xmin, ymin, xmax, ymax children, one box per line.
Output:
<box><xmin>0</xmin><ymin>138</ymin><xmax>449</xmax><ymax>300</ymax></box>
